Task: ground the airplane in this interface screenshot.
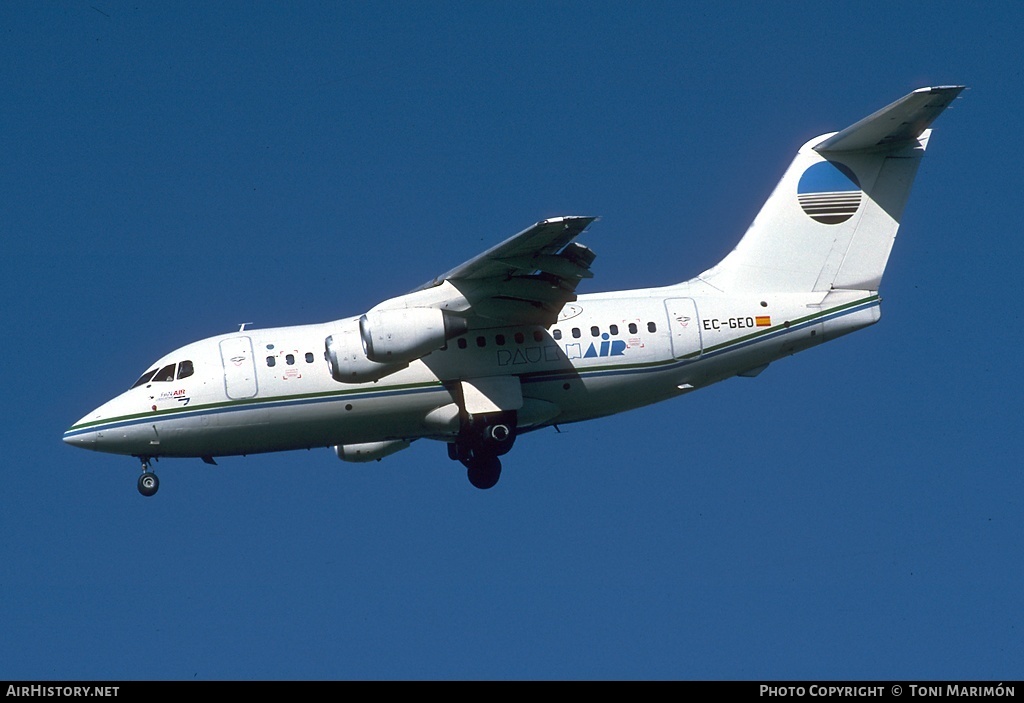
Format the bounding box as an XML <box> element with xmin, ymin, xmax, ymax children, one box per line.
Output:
<box><xmin>63</xmin><ymin>85</ymin><xmax>964</xmax><ymax>495</ymax></box>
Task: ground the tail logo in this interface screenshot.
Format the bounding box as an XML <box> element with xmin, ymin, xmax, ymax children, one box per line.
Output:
<box><xmin>797</xmin><ymin>160</ymin><xmax>862</xmax><ymax>224</ymax></box>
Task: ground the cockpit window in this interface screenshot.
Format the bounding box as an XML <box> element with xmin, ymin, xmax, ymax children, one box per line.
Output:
<box><xmin>131</xmin><ymin>368</ymin><xmax>158</xmax><ymax>389</ymax></box>
<box><xmin>153</xmin><ymin>364</ymin><xmax>176</xmax><ymax>383</ymax></box>
<box><xmin>131</xmin><ymin>360</ymin><xmax>192</xmax><ymax>388</ymax></box>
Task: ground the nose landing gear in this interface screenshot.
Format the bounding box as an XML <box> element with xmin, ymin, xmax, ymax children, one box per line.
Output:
<box><xmin>136</xmin><ymin>457</ymin><xmax>159</xmax><ymax>497</ymax></box>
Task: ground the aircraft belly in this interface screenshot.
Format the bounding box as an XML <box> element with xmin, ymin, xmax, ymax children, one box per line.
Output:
<box><xmin>144</xmin><ymin>408</ymin><xmax>269</xmax><ymax>457</ymax></box>
<box><xmin>521</xmin><ymin>367</ymin><xmax>681</xmax><ymax>425</ymax></box>
<box><xmin>147</xmin><ymin>384</ymin><xmax>454</xmax><ymax>457</ymax></box>
<box><xmin>79</xmin><ymin>422</ymin><xmax>160</xmax><ymax>457</ymax></box>
<box><xmin>518</xmin><ymin>304</ymin><xmax>844</xmax><ymax>426</ymax></box>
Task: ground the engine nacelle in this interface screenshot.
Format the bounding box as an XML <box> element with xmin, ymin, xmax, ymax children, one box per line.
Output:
<box><xmin>360</xmin><ymin>307</ymin><xmax>467</xmax><ymax>363</ymax></box>
<box><xmin>325</xmin><ymin>307</ymin><xmax>468</xmax><ymax>384</ymax></box>
<box><xmin>325</xmin><ymin>323</ymin><xmax>407</xmax><ymax>383</ymax></box>
<box><xmin>334</xmin><ymin>440</ymin><xmax>411</xmax><ymax>463</ymax></box>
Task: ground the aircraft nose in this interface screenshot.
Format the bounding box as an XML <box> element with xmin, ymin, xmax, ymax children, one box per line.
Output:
<box><xmin>64</xmin><ymin>409</ymin><xmax>102</xmax><ymax>450</ymax></box>
<box><xmin>63</xmin><ymin>398</ymin><xmax>149</xmax><ymax>455</ymax></box>
<box><xmin>63</xmin><ymin>429</ymin><xmax>95</xmax><ymax>448</ymax></box>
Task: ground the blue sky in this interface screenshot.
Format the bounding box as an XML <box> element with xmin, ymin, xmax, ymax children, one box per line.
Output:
<box><xmin>2</xmin><ymin>1</ymin><xmax>1021</xmax><ymax>680</ymax></box>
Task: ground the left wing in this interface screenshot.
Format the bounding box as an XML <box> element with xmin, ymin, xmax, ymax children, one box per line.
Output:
<box><xmin>407</xmin><ymin>216</ymin><xmax>598</xmax><ymax>327</ymax></box>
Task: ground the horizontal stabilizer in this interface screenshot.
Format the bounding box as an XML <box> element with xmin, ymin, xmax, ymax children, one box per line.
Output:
<box><xmin>814</xmin><ymin>85</ymin><xmax>964</xmax><ymax>153</ymax></box>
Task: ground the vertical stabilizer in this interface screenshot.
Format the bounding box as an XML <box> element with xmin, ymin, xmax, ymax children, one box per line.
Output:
<box><xmin>696</xmin><ymin>86</ymin><xmax>963</xmax><ymax>294</ymax></box>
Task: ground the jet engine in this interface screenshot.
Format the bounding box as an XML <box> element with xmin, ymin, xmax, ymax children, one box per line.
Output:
<box><xmin>361</xmin><ymin>308</ymin><xmax>467</xmax><ymax>362</ymax></box>
<box><xmin>325</xmin><ymin>307</ymin><xmax>467</xmax><ymax>384</ymax></box>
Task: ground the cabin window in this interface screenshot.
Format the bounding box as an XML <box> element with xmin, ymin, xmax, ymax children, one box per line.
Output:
<box><xmin>495</xmin><ymin>334</ymin><xmax>506</xmax><ymax>346</ymax></box>
<box><xmin>609</xmin><ymin>324</ymin><xmax>618</xmax><ymax>336</ymax></box>
<box><xmin>286</xmin><ymin>354</ymin><xmax>295</xmax><ymax>365</ymax></box>
<box><xmin>132</xmin><ymin>368</ymin><xmax>158</xmax><ymax>389</ymax></box>
<box><xmin>476</xmin><ymin>336</ymin><xmax>486</xmax><ymax>348</ymax></box>
<box><xmin>553</xmin><ymin>329</ymin><xmax>562</xmax><ymax>340</ymax></box>
<box><xmin>648</xmin><ymin>321</ymin><xmax>657</xmax><ymax>333</ymax></box>
<box><xmin>629</xmin><ymin>323</ymin><xmax>638</xmax><ymax>334</ymax></box>
<box><xmin>457</xmin><ymin>338</ymin><xmax>467</xmax><ymax>349</ymax></box>
<box><xmin>266</xmin><ymin>356</ymin><xmax>276</xmax><ymax>367</ymax></box>
<box><xmin>591</xmin><ymin>326</ymin><xmax>600</xmax><ymax>337</ymax></box>
<box><xmin>533</xmin><ymin>330</ymin><xmax>543</xmax><ymax>342</ymax></box>
<box><xmin>514</xmin><ymin>332</ymin><xmax>525</xmax><ymax>344</ymax></box>
<box><xmin>177</xmin><ymin>360</ymin><xmax>194</xmax><ymax>380</ymax></box>
<box><xmin>305</xmin><ymin>352</ymin><xmax>314</xmax><ymax>363</ymax></box>
<box><xmin>572</xmin><ymin>328</ymin><xmax>581</xmax><ymax>339</ymax></box>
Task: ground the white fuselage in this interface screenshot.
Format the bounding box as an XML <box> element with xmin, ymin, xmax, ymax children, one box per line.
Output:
<box><xmin>63</xmin><ymin>283</ymin><xmax>880</xmax><ymax>460</ymax></box>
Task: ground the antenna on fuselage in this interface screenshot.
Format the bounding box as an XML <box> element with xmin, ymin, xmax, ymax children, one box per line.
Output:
<box><xmin>239</xmin><ymin>322</ymin><xmax>253</xmax><ymax>332</ymax></box>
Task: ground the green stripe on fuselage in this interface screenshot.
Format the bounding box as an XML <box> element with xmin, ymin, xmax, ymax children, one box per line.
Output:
<box><xmin>70</xmin><ymin>295</ymin><xmax>878</xmax><ymax>432</ymax></box>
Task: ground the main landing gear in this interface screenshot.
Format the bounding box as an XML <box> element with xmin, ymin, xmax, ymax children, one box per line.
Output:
<box><xmin>448</xmin><ymin>411</ymin><xmax>517</xmax><ymax>490</ymax></box>
<box><xmin>136</xmin><ymin>457</ymin><xmax>159</xmax><ymax>497</ymax></box>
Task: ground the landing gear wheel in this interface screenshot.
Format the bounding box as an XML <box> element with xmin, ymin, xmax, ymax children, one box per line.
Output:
<box><xmin>137</xmin><ymin>471</ymin><xmax>159</xmax><ymax>497</ymax></box>
<box><xmin>484</xmin><ymin>422</ymin><xmax>515</xmax><ymax>456</ymax></box>
<box><xmin>466</xmin><ymin>454</ymin><xmax>501</xmax><ymax>490</ymax></box>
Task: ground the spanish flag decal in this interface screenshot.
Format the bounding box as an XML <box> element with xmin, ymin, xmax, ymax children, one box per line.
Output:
<box><xmin>755</xmin><ymin>316</ymin><xmax>772</xmax><ymax>327</ymax></box>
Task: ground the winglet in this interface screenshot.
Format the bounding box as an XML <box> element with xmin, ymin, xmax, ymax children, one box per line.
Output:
<box><xmin>814</xmin><ymin>85</ymin><xmax>965</xmax><ymax>153</ymax></box>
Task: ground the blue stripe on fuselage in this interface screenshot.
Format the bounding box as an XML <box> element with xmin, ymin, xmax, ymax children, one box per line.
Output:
<box><xmin>65</xmin><ymin>299</ymin><xmax>878</xmax><ymax>439</ymax></box>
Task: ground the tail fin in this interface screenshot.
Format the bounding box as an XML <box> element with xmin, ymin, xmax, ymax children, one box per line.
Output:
<box><xmin>697</xmin><ymin>86</ymin><xmax>964</xmax><ymax>294</ymax></box>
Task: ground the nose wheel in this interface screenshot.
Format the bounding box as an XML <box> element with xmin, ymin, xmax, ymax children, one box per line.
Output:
<box><xmin>137</xmin><ymin>458</ymin><xmax>159</xmax><ymax>497</ymax></box>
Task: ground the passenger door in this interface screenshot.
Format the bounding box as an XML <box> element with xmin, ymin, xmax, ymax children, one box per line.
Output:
<box><xmin>664</xmin><ymin>298</ymin><xmax>703</xmax><ymax>360</ymax></box>
<box><xmin>219</xmin><ymin>336</ymin><xmax>258</xmax><ymax>399</ymax></box>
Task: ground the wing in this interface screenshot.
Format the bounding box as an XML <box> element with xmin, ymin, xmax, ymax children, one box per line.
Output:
<box><xmin>410</xmin><ymin>216</ymin><xmax>598</xmax><ymax>327</ymax></box>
